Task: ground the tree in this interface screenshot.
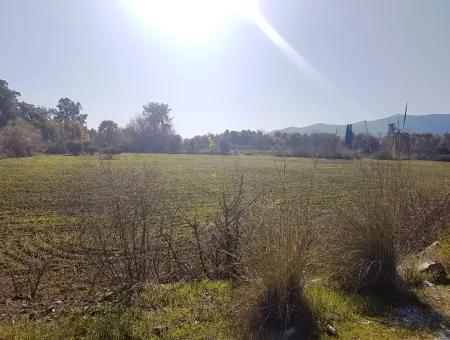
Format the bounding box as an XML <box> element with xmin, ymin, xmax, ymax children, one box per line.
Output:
<box><xmin>126</xmin><ymin>102</ymin><xmax>175</xmax><ymax>153</ymax></box>
<box><xmin>66</xmin><ymin>140</ymin><xmax>83</xmax><ymax>156</ymax></box>
<box><xmin>54</xmin><ymin>98</ymin><xmax>87</xmax><ymax>125</ymax></box>
<box><xmin>18</xmin><ymin>102</ymin><xmax>53</xmax><ymax>124</ymax></box>
<box><xmin>167</xmin><ymin>134</ymin><xmax>182</xmax><ymax>153</ymax></box>
<box><xmin>345</xmin><ymin>124</ymin><xmax>353</xmax><ymax>149</ymax></box>
<box><xmin>208</xmin><ymin>135</ymin><xmax>217</xmax><ymax>153</ymax></box>
<box><xmin>0</xmin><ymin>119</ymin><xmax>43</xmax><ymax>157</ymax></box>
<box><xmin>218</xmin><ymin>138</ymin><xmax>231</xmax><ymax>154</ymax></box>
<box><xmin>0</xmin><ymin>79</ymin><xmax>21</xmax><ymax>127</ymax></box>
<box><xmin>353</xmin><ymin>133</ymin><xmax>380</xmax><ymax>154</ymax></box>
<box><xmin>97</xmin><ymin>120</ymin><xmax>121</xmax><ymax>148</ymax></box>
<box><xmin>142</xmin><ymin>102</ymin><xmax>173</xmax><ymax>135</ymax></box>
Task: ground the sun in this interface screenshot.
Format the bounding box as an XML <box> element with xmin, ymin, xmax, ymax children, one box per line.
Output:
<box><xmin>128</xmin><ymin>0</ymin><xmax>259</xmax><ymax>40</ymax></box>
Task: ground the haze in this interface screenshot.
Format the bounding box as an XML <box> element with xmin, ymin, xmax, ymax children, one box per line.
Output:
<box><xmin>1</xmin><ymin>0</ymin><xmax>450</xmax><ymax>137</ymax></box>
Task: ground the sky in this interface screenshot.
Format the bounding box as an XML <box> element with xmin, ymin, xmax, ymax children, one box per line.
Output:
<box><xmin>1</xmin><ymin>0</ymin><xmax>450</xmax><ymax>137</ymax></box>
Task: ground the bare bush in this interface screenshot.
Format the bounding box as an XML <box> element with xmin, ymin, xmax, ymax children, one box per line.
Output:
<box><xmin>6</xmin><ymin>253</ymin><xmax>51</xmax><ymax>300</ymax></box>
<box><xmin>186</xmin><ymin>170</ymin><xmax>262</xmax><ymax>280</ymax></box>
<box><xmin>78</xmin><ymin>164</ymin><xmax>187</xmax><ymax>287</ymax></box>
<box><xmin>0</xmin><ymin>232</ymin><xmax>55</xmax><ymax>301</ymax></box>
<box><xmin>0</xmin><ymin>119</ymin><xmax>43</xmax><ymax>157</ymax></box>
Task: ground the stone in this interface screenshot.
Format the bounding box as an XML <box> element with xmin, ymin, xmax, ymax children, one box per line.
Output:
<box><xmin>284</xmin><ymin>327</ymin><xmax>297</xmax><ymax>339</ymax></box>
<box><xmin>326</xmin><ymin>324</ymin><xmax>337</xmax><ymax>336</ymax></box>
<box><xmin>418</xmin><ymin>260</ymin><xmax>448</xmax><ymax>284</ymax></box>
<box><xmin>424</xmin><ymin>241</ymin><xmax>440</xmax><ymax>252</ymax></box>
<box><xmin>45</xmin><ymin>306</ymin><xmax>55</xmax><ymax>314</ymax></box>
<box><xmin>422</xmin><ymin>280</ymin><xmax>434</xmax><ymax>288</ymax></box>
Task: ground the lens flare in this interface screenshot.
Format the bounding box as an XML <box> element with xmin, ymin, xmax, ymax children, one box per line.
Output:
<box><xmin>128</xmin><ymin>0</ymin><xmax>260</xmax><ymax>40</ymax></box>
<box><xmin>247</xmin><ymin>11</ymin><xmax>338</xmax><ymax>93</ymax></box>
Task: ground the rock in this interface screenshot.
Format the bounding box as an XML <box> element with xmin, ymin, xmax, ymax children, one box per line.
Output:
<box><xmin>45</xmin><ymin>306</ymin><xmax>55</xmax><ymax>314</ymax></box>
<box><xmin>422</xmin><ymin>280</ymin><xmax>434</xmax><ymax>288</ymax></box>
<box><xmin>55</xmin><ymin>300</ymin><xmax>62</xmax><ymax>305</ymax></box>
<box><xmin>152</xmin><ymin>325</ymin><xmax>168</xmax><ymax>336</ymax></box>
<box><xmin>418</xmin><ymin>260</ymin><xmax>448</xmax><ymax>284</ymax></box>
<box><xmin>284</xmin><ymin>327</ymin><xmax>297</xmax><ymax>339</ymax></box>
<box><xmin>424</xmin><ymin>241</ymin><xmax>440</xmax><ymax>252</ymax></box>
<box><xmin>326</xmin><ymin>324</ymin><xmax>337</xmax><ymax>336</ymax></box>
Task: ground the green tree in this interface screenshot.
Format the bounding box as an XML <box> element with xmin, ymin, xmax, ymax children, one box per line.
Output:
<box><xmin>18</xmin><ymin>102</ymin><xmax>52</xmax><ymax>123</ymax></box>
<box><xmin>167</xmin><ymin>134</ymin><xmax>182</xmax><ymax>153</ymax></box>
<box><xmin>0</xmin><ymin>79</ymin><xmax>21</xmax><ymax>127</ymax></box>
<box><xmin>97</xmin><ymin>120</ymin><xmax>121</xmax><ymax>148</ymax></box>
<box><xmin>345</xmin><ymin>124</ymin><xmax>353</xmax><ymax>149</ymax></box>
<box><xmin>142</xmin><ymin>102</ymin><xmax>173</xmax><ymax>135</ymax></box>
<box><xmin>54</xmin><ymin>98</ymin><xmax>87</xmax><ymax>125</ymax></box>
<box><xmin>126</xmin><ymin>102</ymin><xmax>176</xmax><ymax>152</ymax></box>
<box><xmin>66</xmin><ymin>140</ymin><xmax>83</xmax><ymax>156</ymax></box>
<box><xmin>218</xmin><ymin>137</ymin><xmax>231</xmax><ymax>154</ymax></box>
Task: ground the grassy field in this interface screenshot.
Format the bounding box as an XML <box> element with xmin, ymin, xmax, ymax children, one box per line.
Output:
<box><xmin>0</xmin><ymin>154</ymin><xmax>449</xmax><ymax>339</ymax></box>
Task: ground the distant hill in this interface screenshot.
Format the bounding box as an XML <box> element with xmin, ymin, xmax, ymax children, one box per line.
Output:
<box><xmin>275</xmin><ymin>114</ymin><xmax>450</xmax><ymax>137</ymax></box>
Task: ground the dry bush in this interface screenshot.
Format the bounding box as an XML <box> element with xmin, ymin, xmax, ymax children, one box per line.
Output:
<box><xmin>78</xmin><ymin>164</ymin><xmax>188</xmax><ymax>287</ymax></box>
<box><xmin>1</xmin><ymin>239</ymin><xmax>53</xmax><ymax>301</ymax></box>
<box><xmin>78</xmin><ymin>162</ymin><xmax>262</xmax><ymax>288</ymax></box>
<box><xmin>186</xmin><ymin>160</ymin><xmax>319</xmax><ymax>337</ymax></box>
<box><xmin>234</xmin><ymin>160</ymin><xmax>318</xmax><ymax>339</ymax></box>
<box><xmin>188</xmin><ymin>172</ymin><xmax>262</xmax><ymax>280</ymax></box>
<box><xmin>0</xmin><ymin>119</ymin><xmax>43</xmax><ymax>157</ymax></box>
<box><xmin>8</xmin><ymin>256</ymin><xmax>50</xmax><ymax>300</ymax></box>
<box><xmin>331</xmin><ymin>161</ymin><xmax>450</xmax><ymax>293</ymax></box>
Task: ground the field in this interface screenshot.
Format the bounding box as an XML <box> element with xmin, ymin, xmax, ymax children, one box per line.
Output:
<box><xmin>0</xmin><ymin>154</ymin><xmax>449</xmax><ymax>339</ymax></box>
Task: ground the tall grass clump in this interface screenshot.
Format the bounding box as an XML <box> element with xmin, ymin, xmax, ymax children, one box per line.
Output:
<box><xmin>332</xmin><ymin>161</ymin><xmax>449</xmax><ymax>294</ymax></box>
<box><xmin>236</xmin><ymin>160</ymin><xmax>318</xmax><ymax>339</ymax></box>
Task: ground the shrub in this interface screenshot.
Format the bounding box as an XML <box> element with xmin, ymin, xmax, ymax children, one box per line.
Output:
<box><xmin>235</xmin><ymin>162</ymin><xmax>318</xmax><ymax>338</ymax></box>
<box><xmin>332</xmin><ymin>161</ymin><xmax>450</xmax><ymax>293</ymax></box>
<box><xmin>238</xmin><ymin>205</ymin><xmax>316</xmax><ymax>338</ymax></box>
<box><xmin>102</xmin><ymin>146</ymin><xmax>121</xmax><ymax>155</ymax></box>
<box><xmin>46</xmin><ymin>139</ymin><xmax>66</xmax><ymax>154</ymax></box>
<box><xmin>66</xmin><ymin>140</ymin><xmax>83</xmax><ymax>155</ymax></box>
<box><xmin>78</xmin><ymin>164</ymin><xmax>187</xmax><ymax>286</ymax></box>
<box><xmin>188</xmin><ymin>173</ymin><xmax>261</xmax><ymax>280</ymax></box>
<box><xmin>0</xmin><ymin>119</ymin><xmax>43</xmax><ymax>157</ymax></box>
<box><xmin>86</xmin><ymin>145</ymin><xmax>98</xmax><ymax>155</ymax></box>
<box><xmin>218</xmin><ymin>138</ymin><xmax>231</xmax><ymax>154</ymax></box>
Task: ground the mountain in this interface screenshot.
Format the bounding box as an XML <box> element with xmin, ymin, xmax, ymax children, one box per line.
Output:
<box><xmin>275</xmin><ymin>114</ymin><xmax>450</xmax><ymax>137</ymax></box>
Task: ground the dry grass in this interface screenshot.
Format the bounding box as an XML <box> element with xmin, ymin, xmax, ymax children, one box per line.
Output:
<box><xmin>0</xmin><ymin>154</ymin><xmax>448</xmax><ymax>338</ymax></box>
<box><xmin>331</xmin><ymin>161</ymin><xmax>450</xmax><ymax>293</ymax></box>
<box><xmin>234</xmin><ymin>160</ymin><xmax>319</xmax><ymax>339</ymax></box>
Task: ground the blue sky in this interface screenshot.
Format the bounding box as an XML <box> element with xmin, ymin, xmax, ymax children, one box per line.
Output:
<box><xmin>1</xmin><ymin>0</ymin><xmax>450</xmax><ymax>136</ymax></box>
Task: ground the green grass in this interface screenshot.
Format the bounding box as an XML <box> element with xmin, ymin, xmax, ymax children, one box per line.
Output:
<box><xmin>0</xmin><ymin>154</ymin><xmax>449</xmax><ymax>338</ymax></box>
<box><xmin>0</xmin><ymin>281</ymin><xmax>233</xmax><ymax>340</ymax></box>
<box><xmin>1</xmin><ymin>281</ymin><xmax>448</xmax><ymax>339</ymax></box>
<box><xmin>306</xmin><ymin>285</ymin><xmax>445</xmax><ymax>339</ymax></box>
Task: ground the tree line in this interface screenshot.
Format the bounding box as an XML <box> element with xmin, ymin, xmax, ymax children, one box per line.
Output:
<box><xmin>1</xmin><ymin>78</ymin><xmax>449</xmax><ymax>160</ymax></box>
<box><xmin>0</xmin><ymin>79</ymin><xmax>181</xmax><ymax>157</ymax></box>
<box><xmin>183</xmin><ymin>126</ymin><xmax>450</xmax><ymax>161</ymax></box>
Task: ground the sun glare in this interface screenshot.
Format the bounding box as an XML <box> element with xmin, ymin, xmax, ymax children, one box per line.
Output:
<box><xmin>129</xmin><ymin>0</ymin><xmax>259</xmax><ymax>40</ymax></box>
